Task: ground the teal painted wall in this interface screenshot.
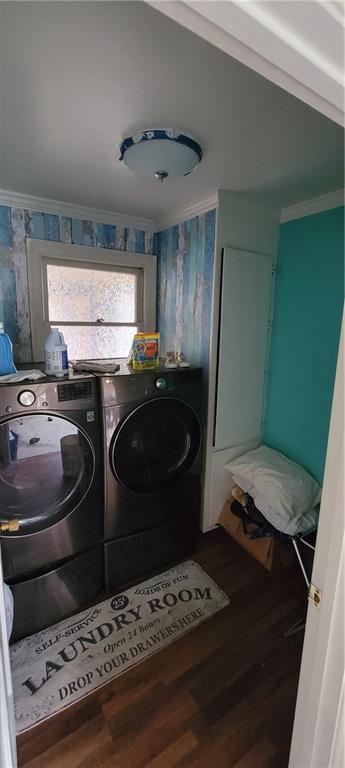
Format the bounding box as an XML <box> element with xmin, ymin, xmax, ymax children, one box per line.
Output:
<box><xmin>263</xmin><ymin>206</ymin><xmax>344</xmax><ymax>484</ymax></box>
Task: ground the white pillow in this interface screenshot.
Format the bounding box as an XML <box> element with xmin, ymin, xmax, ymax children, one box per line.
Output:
<box><xmin>224</xmin><ymin>445</ymin><xmax>321</xmax><ymax>536</ymax></box>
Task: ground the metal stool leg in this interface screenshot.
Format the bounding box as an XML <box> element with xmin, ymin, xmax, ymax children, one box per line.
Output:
<box><xmin>292</xmin><ymin>539</ymin><xmax>310</xmax><ymax>588</ymax></box>
<box><xmin>283</xmin><ymin>616</ymin><xmax>306</xmax><ymax>638</ymax></box>
<box><xmin>284</xmin><ymin>535</ymin><xmax>314</xmax><ymax>638</ymax></box>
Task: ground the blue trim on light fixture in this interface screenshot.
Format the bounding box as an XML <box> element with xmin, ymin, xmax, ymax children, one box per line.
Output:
<box><xmin>119</xmin><ymin>129</ymin><xmax>203</xmax><ymax>165</ymax></box>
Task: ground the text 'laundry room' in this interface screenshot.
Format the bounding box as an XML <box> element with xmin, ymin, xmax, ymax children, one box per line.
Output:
<box><xmin>0</xmin><ymin>3</ymin><xmax>344</xmax><ymax>768</ymax></box>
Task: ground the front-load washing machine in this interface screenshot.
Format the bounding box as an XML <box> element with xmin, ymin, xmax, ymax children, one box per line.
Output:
<box><xmin>0</xmin><ymin>374</ymin><xmax>103</xmax><ymax>640</ymax></box>
<box><xmin>101</xmin><ymin>366</ymin><xmax>203</xmax><ymax>590</ymax></box>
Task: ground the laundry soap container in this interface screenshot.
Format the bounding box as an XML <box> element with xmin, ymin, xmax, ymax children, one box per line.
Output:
<box><xmin>0</xmin><ymin>325</ymin><xmax>17</xmax><ymax>376</ymax></box>
<box><xmin>44</xmin><ymin>328</ymin><xmax>68</xmax><ymax>377</ymax></box>
<box><xmin>129</xmin><ymin>332</ymin><xmax>160</xmax><ymax>370</ymax></box>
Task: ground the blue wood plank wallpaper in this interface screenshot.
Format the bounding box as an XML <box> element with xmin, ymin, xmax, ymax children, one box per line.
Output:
<box><xmin>0</xmin><ymin>202</ymin><xmax>216</xmax><ymax>370</ymax></box>
<box><xmin>155</xmin><ymin>209</ymin><xmax>216</xmax><ymax>379</ymax></box>
<box><xmin>0</xmin><ymin>204</ymin><xmax>154</xmax><ymax>362</ymax></box>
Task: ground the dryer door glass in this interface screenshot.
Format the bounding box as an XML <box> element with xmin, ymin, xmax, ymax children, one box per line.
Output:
<box><xmin>0</xmin><ymin>414</ymin><xmax>94</xmax><ymax>534</ymax></box>
<box><xmin>111</xmin><ymin>398</ymin><xmax>201</xmax><ymax>493</ymax></box>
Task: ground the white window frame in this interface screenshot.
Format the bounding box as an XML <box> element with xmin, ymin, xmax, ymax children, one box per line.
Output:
<box><xmin>27</xmin><ymin>239</ymin><xmax>156</xmax><ymax>361</ymax></box>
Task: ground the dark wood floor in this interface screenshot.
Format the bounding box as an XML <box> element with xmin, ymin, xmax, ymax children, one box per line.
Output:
<box><xmin>17</xmin><ymin>528</ymin><xmax>306</xmax><ymax>768</ymax></box>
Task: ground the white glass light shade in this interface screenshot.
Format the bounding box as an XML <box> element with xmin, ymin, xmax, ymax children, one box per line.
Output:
<box><xmin>119</xmin><ymin>129</ymin><xmax>202</xmax><ymax>181</ymax></box>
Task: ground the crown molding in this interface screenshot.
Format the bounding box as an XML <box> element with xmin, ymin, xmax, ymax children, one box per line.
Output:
<box><xmin>1</xmin><ymin>187</ymin><xmax>342</xmax><ymax>234</ymax></box>
<box><xmin>280</xmin><ymin>189</ymin><xmax>344</xmax><ymax>223</ymax></box>
<box><xmin>0</xmin><ymin>189</ymin><xmax>155</xmax><ymax>232</ymax></box>
<box><xmin>148</xmin><ymin>1</ymin><xmax>344</xmax><ymax>127</ymax></box>
<box><xmin>155</xmin><ymin>193</ymin><xmax>218</xmax><ymax>231</ymax></box>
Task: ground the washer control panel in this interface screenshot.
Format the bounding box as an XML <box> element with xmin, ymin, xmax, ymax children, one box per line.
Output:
<box><xmin>0</xmin><ymin>375</ymin><xmax>96</xmax><ymax>418</ymax></box>
<box><xmin>17</xmin><ymin>390</ymin><xmax>36</xmax><ymax>407</ymax></box>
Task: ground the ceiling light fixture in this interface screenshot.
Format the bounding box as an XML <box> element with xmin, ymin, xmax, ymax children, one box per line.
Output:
<box><xmin>119</xmin><ymin>129</ymin><xmax>203</xmax><ymax>182</ymax></box>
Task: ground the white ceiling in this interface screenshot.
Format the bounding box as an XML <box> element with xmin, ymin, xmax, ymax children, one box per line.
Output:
<box><xmin>0</xmin><ymin>1</ymin><xmax>343</xmax><ymax>223</ymax></box>
<box><xmin>150</xmin><ymin>0</ymin><xmax>345</xmax><ymax>126</ymax></box>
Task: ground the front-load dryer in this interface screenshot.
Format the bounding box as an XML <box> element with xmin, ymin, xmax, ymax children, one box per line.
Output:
<box><xmin>0</xmin><ymin>374</ymin><xmax>103</xmax><ymax>640</ymax></box>
<box><xmin>101</xmin><ymin>367</ymin><xmax>203</xmax><ymax>590</ymax></box>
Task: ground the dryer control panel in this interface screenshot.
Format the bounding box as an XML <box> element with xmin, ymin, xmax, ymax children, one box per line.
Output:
<box><xmin>155</xmin><ymin>377</ymin><xmax>167</xmax><ymax>390</ymax></box>
<box><xmin>100</xmin><ymin>367</ymin><xmax>202</xmax><ymax>407</ymax></box>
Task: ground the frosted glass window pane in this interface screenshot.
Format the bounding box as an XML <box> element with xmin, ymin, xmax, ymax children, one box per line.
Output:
<box><xmin>47</xmin><ymin>264</ymin><xmax>136</xmax><ymax>323</ymax></box>
<box><xmin>56</xmin><ymin>325</ymin><xmax>136</xmax><ymax>359</ymax></box>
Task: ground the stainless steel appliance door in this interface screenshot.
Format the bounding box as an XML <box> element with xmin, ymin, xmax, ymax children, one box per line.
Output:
<box><xmin>110</xmin><ymin>397</ymin><xmax>201</xmax><ymax>494</ymax></box>
<box><xmin>0</xmin><ymin>413</ymin><xmax>94</xmax><ymax>535</ymax></box>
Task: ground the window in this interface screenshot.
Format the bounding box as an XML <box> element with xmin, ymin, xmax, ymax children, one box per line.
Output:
<box><xmin>27</xmin><ymin>240</ymin><xmax>156</xmax><ymax>361</ymax></box>
<box><xmin>45</xmin><ymin>260</ymin><xmax>139</xmax><ymax>358</ymax></box>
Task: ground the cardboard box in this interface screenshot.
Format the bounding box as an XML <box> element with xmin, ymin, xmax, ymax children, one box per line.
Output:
<box><xmin>218</xmin><ymin>501</ymin><xmax>294</xmax><ymax>571</ymax></box>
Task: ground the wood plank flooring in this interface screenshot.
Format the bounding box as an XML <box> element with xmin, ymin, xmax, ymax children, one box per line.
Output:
<box><xmin>17</xmin><ymin>529</ymin><xmax>306</xmax><ymax>768</ymax></box>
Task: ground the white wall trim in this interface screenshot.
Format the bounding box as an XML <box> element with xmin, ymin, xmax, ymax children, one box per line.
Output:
<box><xmin>0</xmin><ymin>189</ymin><xmax>155</xmax><ymax>232</ymax></box>
<box><xmin>280</xmin><ymin>188</ymin><xmax>344</xmax><ymax>222</ymax></box>
<box><xmin>0</xmin><ymin>186</ymin><xmax>343</xmax><ymax>236</ymax></box>
<box><xmin>147</xmin><ymin>1</ymin><xmax>344</xmax><ymax>127</ymax></box>
<box><xmin>155</xmin><ymin>194</ymin><xmax>218</xmax><ymax>231</ymax></box>
<box><xmin>160</xmin><ymin>188</ymin><xmax>345</xmax><ymax>230</ymax></box>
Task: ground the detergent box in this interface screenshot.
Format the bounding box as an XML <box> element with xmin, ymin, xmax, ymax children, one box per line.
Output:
<box><xmin>129</xmin><ymin>332</ymin><xmax>160</xmax><ymax>370</ymax></box>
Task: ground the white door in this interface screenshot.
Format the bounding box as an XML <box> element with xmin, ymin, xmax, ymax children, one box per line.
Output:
<box><xmin>214</xmin><ymin>247</ymin><xmax>273</xmax><ymax>449</ymax></box>
<box><xmin>0</xmin><ymin>546</ymin><xmax>17</xmax><ymax>768</ymax></box>
<box><xmin>289</xmin><ymin>316</ymin><xmax>344</xmax><ymax>768</ymax></box>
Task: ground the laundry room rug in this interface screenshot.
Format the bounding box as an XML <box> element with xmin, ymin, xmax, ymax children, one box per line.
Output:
<box><xmin>11</xmin><ymin>560</ymin><xmax>229</xmax><ymax>734</ymax></box>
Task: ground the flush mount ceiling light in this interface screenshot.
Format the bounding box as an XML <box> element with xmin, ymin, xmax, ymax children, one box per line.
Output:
<box><xmin>119</xmin><ymin>129</ymin><xmax>203</xmax><ymax>182</ymax></box>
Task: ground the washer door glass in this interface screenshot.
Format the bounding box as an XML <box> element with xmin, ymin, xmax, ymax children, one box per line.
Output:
<box><xmin>111</xmin><ymin>398</ymin><xmax>201</xmax><ymax>494</ymax></box>
<box><xmin>0</xmin><ymin>414</ymin><xmax>94</xmax><ymax>534</ymax></box>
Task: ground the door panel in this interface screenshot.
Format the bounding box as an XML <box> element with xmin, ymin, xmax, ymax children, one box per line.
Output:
<box><xmin>0</xmin><ymin>549</ymin><xmax>17</xmax><ymax>768</ymax></box>
<box><xmin>111</xmin><ymin>398</ymin><xmax>201</xmax><ymax>494</ymax></box>
<box><xmin>215</xmin><ymin>247</ymin><xmax>273</xmax><ymax>449</ymax></box>
<box><xmin>0</xmin><ymin>414</ymin><xmax>94</xmax><ymax>534</ymax></box>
